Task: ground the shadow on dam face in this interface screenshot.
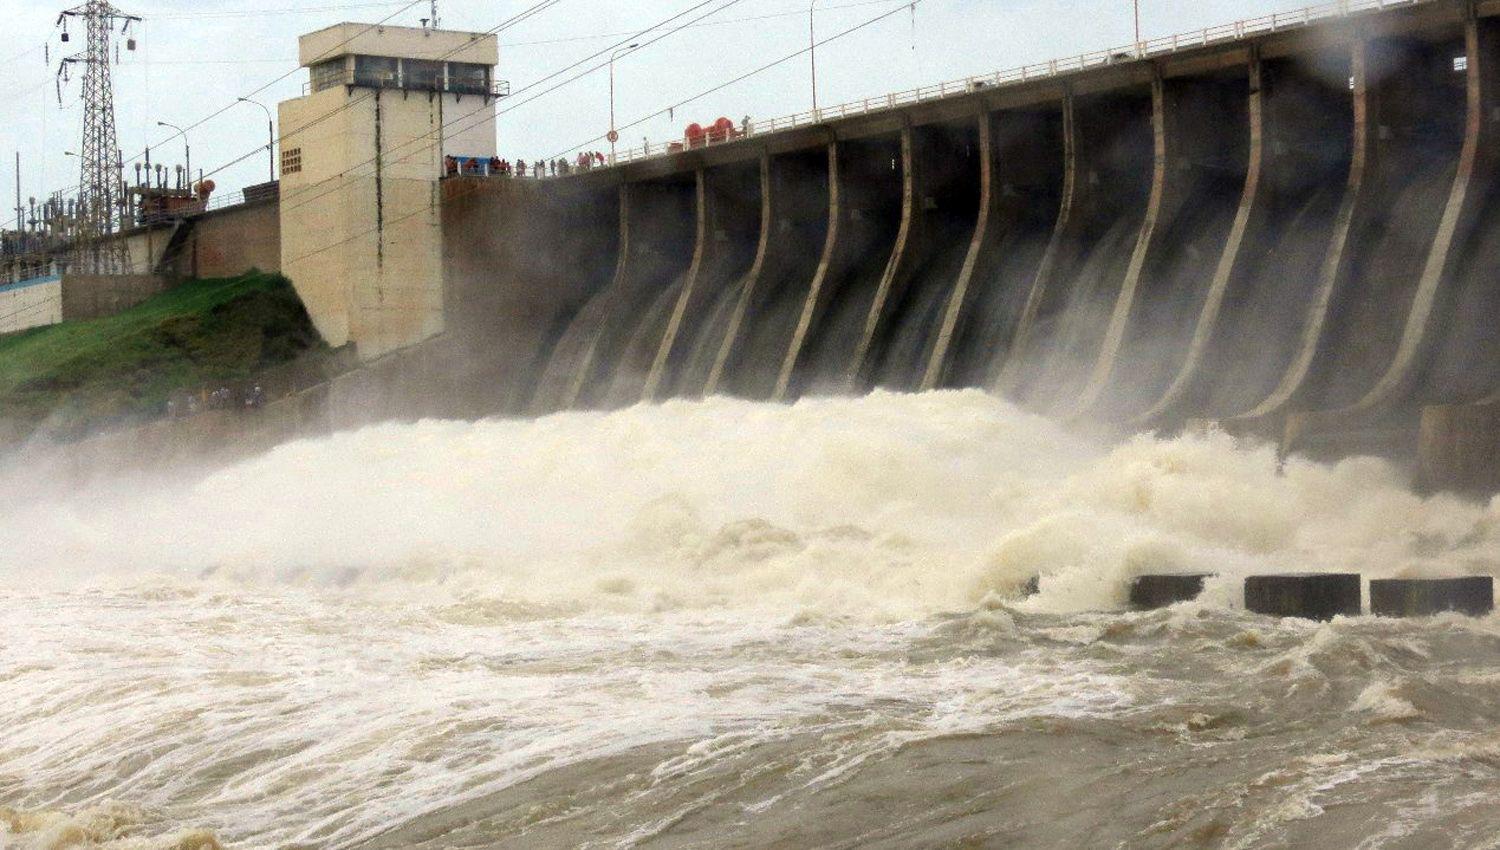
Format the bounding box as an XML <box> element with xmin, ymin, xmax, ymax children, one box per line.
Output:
<box><xmin>1004</xmin><ymin>86</ymin><xmax>1155</xmax><ymax>415</ymax></box>
<box><xmin>442</xmin><ymin>179</ymin><xmax>620</xmax><ymax>417</ymax></box>
<box><xmin>1407</xmin><ymin>18</ymin><xmax>1500</xmax><ymax>407</ymax></box>
<box><xmin>524</xmin><ymin>174</ymin><xmax>697</xmax><ymax>413</ymax></box>
<box><xmin>578</xmin><ymin>175</ymin><xmax>698</xmax><ymax>410</ymax></box>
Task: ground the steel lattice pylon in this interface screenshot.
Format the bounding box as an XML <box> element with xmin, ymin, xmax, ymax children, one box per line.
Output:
<box><xmin>56</xmin><ymin>0</ymin><xmax>139</xmax><ymax>274</ymax></box>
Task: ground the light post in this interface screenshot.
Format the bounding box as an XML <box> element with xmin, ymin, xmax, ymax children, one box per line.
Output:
<box><xmin>609</xmin><ymin>44</ymin><xmax>638</xmax><ymax>164</ymax></box>
<box><xmin>237</xmin><ymin>97</ymin><xmax>275</xmax><ymax>183</ymax></box>
<box><xmin>809</xmin><ymin>0</ymin><xmax>819</xmax><ymax>114</ymax></box>
<box><xmin>157</xmin><ymin>121</ymin><xmax>189</xmax><ymax>191</ymax></box>
<box><xmin>1134</xmin><ymin>0</ymin><xmax>1142</xmax><ymax>56</ymax></box>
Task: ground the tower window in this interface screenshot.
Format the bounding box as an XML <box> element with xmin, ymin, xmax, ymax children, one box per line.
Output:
<box><xmin>448</xmin><ymin>62</ymin><xmax>490</xmax><ymax>95</ymax></box>
<box><xmin>354</xmin><ymin>55</ymin><xmax>400</xmax><ymax>88</ymax></box>
<box><xmin>404</xmin><ymin>59</ymin><xmax>443</xmax><ymax>91</ymax></box>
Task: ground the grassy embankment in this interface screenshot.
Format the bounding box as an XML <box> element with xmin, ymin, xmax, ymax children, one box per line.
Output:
<box><xmin>0</xmin><ymin>271</ymin><xmax>330</xmax><ymax>440</ymax></box>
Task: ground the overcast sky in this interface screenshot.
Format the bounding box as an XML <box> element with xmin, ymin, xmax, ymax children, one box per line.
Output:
<box><xmin>4</xmin><ymin>0</ymin><xmax>1314</xmax><ymax>220</ymax></box>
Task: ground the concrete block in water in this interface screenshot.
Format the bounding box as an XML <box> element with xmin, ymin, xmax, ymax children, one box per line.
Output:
<box><xmin>1244</xmin><ymin>573</ymin><xmax>1361</xmax><ymax>621</ymax></box>
<box><xmin>1129</xmin><ymin>574</ymin><xmax>1212</xmax><ymax>610</ymax></box>
<box><xmin>1369</xmin><ymin>577</ymin><xmax>1494</xmax><ymax>618</ymax></box>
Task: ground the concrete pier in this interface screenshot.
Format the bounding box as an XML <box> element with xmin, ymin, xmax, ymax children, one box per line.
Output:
<box><xmin>1129</xmin><ymin>574</ymin><xmax>1212</xmax><ymax>610</ymax></box>
<box><xmin>1245</xmin><ymin>573</ymin><xmax>1362</xmax><ymax>621</ymax></box>
<box><xmin>1370</xmin><ymin>576</ymin><xmax>1494</xmax><ymax>617</ymax></box>
<box><xmin>1416</xmin><ymin>402</ymin><xmax>1500</xmax><ymax>493</ymax></box>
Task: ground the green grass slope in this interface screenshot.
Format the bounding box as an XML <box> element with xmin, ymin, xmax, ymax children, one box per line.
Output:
<box><xmin>0</xmin><ymin>271</ymin><xmax>329</xmax><ymax>439</ymax></box>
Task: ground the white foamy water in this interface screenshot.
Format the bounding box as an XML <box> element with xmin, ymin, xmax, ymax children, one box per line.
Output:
<box><xmin>4</xmin><ymin>391</ymin><xmax>1500</xmax><ymax>848</ymax></box>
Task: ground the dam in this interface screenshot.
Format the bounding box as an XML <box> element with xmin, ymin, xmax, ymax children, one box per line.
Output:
<box><xmin>425</xmin><ymin>0</ymin><xmax>1500</xmax><ymax>494</ymax></box>
<box><xmin>16</xmin><ymin>5</ymin><xmax>1500</xmax><ymax>847</ymax></box>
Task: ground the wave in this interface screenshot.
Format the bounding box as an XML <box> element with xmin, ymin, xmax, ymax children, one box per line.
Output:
<box><xmin>2</xmin><ymin>391</ymin><xmax>1495</xmax><ymax>618</ymax></box>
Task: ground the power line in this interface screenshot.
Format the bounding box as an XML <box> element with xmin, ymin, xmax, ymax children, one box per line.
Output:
<box><xmin>194</xmin><ymin>0</ymin><xmax>570</xmax><ymax>187</ymax></box>
<box><xmin>153</xmin><ymin>2</ymin><xmax>410</xmax><ymax>19</ymax></box>
<box><xmin>281</xmin><ymin>0</ymin><xmax>925</xmax><ymax>272</ymax></box>
<box><xmin>552</xmin><ymin>0</ymin><xmax>922</xmax><ymax>155</ymax></box>
<box><xmin>0</xmin><ymin>0</ymin><xmax>431</xmax><ymax>233</ymax></box>
<box><xmin>4</xmin><ymin>0</ymin><xmax>926</xmax><ymax>374</ymax></box>
<box><xmin>2</xmin><ymin>0</ymin><xmax>564</xmax><ymax>238</ymax></box>
<box><xmin>499</xmin><ymin>0</ymin><xmax>906</xmax><ymax>48</ymax></box>
<box><xmin>0</xmin><ymin>41</ymin><xmax>49</xmax><ymax>67</ymax></box>
<box><xmin>300</xmin><ymin>0</ymin><xmax>915</xmax><ymax>193</ymax></box>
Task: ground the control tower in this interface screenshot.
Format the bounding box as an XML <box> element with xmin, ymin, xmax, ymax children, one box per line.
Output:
<box><xmin>278</xmin><ymin>23</ymin><xmax>500</xmax><ymax>360</ymax></box>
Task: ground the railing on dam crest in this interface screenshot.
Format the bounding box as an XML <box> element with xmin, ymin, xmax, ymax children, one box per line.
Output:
<box><xmin>599</xmin><ymin>0</ymin><xmax>1436</xmax><ymax>168</ymax></box>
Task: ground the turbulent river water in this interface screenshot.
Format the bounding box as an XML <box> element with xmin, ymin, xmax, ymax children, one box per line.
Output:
<box><xmin>4</xmin><ymin>391</ymin><xmax>1500</xmax><ymax>849</ymax></box>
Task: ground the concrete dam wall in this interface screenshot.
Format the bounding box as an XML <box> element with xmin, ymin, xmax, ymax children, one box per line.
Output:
<box><xmin>442</xmin><ymin>1</ymin><xmax>1500</xmax><ymax>483</ymax></box>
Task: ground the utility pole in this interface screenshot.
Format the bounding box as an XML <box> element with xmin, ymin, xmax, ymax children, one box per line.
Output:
<box><xmin>55</xmin><ymin>0</ymin><xmax>139</xmax><ymax>274</ymax></box>
<box><xmin>430</xmin><ymin>0</ymin><xmax>439</xmax><ymax>29</ymax></box>
<box><xmin>1134</xmin><ymin>0</ymin><xmax>1141</xmax><ymax>54</ymax></box>
<box><xmin>14</xmin><ymin>153</ymin><xmax>21</xmax><ymax>238</ymax></box>
<box><xmin>809</xmin><ymin>0</ymin><xmax>819</xmax><ymax>114</ymax></box>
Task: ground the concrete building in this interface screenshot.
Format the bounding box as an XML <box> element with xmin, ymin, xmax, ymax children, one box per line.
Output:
<box><xmin>278</xmin><ymin>23</ymin><xmax>500</xmax><ymax>360</ymax></box>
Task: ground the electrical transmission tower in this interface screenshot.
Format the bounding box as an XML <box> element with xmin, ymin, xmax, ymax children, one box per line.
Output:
<box><xmin>55</xmin><ymin>0</ymin><xmax>139</xmax><ymax>274</ymax></box>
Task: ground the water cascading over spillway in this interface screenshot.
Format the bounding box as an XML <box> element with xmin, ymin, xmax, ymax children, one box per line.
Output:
<box><xmin>999</xmin><ymin>88</ymin><xmax>1155</xmax><ymax>415</ymax></box>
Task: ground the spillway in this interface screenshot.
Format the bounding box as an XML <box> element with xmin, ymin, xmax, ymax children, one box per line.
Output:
<box><xmin>442</xmin><ymin>2</ymin><xmax>1500</xmax><ymax>493</ymax></box>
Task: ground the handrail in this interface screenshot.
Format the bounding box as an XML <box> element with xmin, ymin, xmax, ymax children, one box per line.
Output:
<box><xmin>594</xmin><ymin>0</ymin><xmax>1428</xmax><ymax>169</ymax></box>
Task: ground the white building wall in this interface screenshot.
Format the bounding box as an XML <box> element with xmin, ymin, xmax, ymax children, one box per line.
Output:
<box><xmin>0</xmin><ymin>276</ymin><xmax>63</xmax><ymax>334</ymax></box>
<box><xmin>444</xmin><ymin>94</ymin><xmax>497</xmax><ymax>160</ymax></box>
<box><xmin>279</xmin><ymin>24</ymin><xmax>499</xmax><ymax>361</ymax></box>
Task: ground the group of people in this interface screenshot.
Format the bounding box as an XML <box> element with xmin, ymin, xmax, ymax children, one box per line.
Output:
<box><xmin>442</xmin><ymin>151</ymin><xmax>611</xmax><ymax>180</ymax></box>
<box><xmin>165</xmin><ymin>384</ymin><xmax>266</xmax><ymax>419</ymax></box>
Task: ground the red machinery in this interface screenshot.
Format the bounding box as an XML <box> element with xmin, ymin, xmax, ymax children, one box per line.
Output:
<box><xmin>681</xmin><ymin>117</ymin><xmax>742</xmax><ymax>150</ymax></box>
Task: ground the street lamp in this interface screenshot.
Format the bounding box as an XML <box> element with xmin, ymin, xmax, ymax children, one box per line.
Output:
<box><xmin>237</xmin><ymin>97</ymin><xmax>275</xmax><ymax>183</ymax></box>
<box><xmin>157</xmin><ymin>121</ymin><xmax>190</xmax><ymax>190</ymax></box>
<box><xmin>809</xmin><ymin>0</ymin><xmax>819</xmax><ymax>114</ymax></box>
<box><xmin>1134</xmin><ymin>0</ymin><xmax>1142</xmax><ymax>56</ymax></box>
<box><xmin>609</xmin><ymin>43</ymin><xmax>639</xmax><ymax>164</ymax></box>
